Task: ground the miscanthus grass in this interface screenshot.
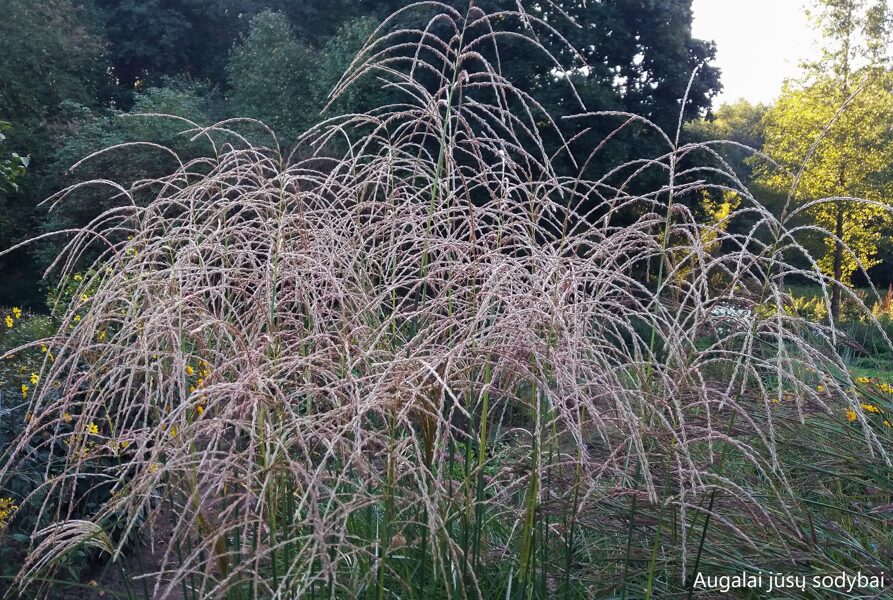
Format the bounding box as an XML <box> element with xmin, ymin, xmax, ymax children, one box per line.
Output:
<box><xmin>1</xmin><ymin>3</ymin><xmax>891</xmax><ymax>599</ymax></box>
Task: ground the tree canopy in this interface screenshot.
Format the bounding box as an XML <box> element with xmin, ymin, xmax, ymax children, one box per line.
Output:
<box><xmin>756</xmin><ymin>0</ymin><xmax>893</xmax><ymax>317</ymax></box>
<box><xmin>1</xmin><ymin>0</ymin><xmax>720</xmax><ymax>307</ymax></box>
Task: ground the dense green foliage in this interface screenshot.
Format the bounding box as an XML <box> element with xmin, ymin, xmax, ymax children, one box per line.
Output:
<box><xmin>0</xmin><ymin>0</ymin><xmax>720</xmax><ymax>307</ymax></box>
<box><xmin>756</xmin><ymin>0</ymin><xmax>893</xmax><ymax>318</ymax></box>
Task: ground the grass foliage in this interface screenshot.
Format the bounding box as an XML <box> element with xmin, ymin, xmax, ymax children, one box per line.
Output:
<box><xmin>1</xmin><ymin>3</ymin><xmax>892</xmax><ymax>598</ymax></box>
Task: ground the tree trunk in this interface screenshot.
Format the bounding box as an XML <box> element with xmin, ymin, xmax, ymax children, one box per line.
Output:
<box><xmin>831</xmin><ymin>203</ymin><xmax>845</xmax><ymax>321</ymax></box>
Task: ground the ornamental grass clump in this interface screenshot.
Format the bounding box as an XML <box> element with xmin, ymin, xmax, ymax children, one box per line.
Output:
<box><xmin>1</xmin><ymin>3</ymin><xmax>891</xmax><ymax>599</ymax></box>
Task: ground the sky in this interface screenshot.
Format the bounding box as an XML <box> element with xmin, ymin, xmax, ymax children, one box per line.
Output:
<box><xmin>691</xmin><ymin>0</ymin><xmax>819</xmax><ymax>106</ymax></box>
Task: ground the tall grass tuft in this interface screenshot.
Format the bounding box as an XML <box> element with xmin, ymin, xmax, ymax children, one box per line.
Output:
<box><xmin>1</xmin><ymin>3</ymin><xmax>891</xmax><ymax>598</ymax></box>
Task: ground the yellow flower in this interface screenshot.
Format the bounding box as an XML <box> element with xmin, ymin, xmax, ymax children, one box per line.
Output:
<box><xmin>80</xmin><ymin>294</ymin><xmax>89</xmax><ymax>302</ymax></box>
<box><xmin>5</xmin><ymin>316</ymin><xmax>12</xmax><ymax>328</ymax></box>
<box><xmin>40</xmin><ymin>344</ymin><xmax>47</xmax><ymax>353</ymax></box>
<box><xmin>817</xmin><ymin>385</ymin><xmax>825</xmax><ymax>393</ymax></box>
<box><xmin>97</xmin><ymin>330</ymin><xmax>107</xmax><ymax>342</ymax></box>
<box><xmin>170</xmin><ymin>426</ymin><xmax>178</xmax><ymax>438</ymax></box>
<box><xmin>119</xmin><ymin>440</ymin><xmax>130</xmax><ymax>449</ymax></box>
<box><xmin>73</xmin><ymin>314</ymin><xmax>81</xmax><ymax>323</ymax></box>
<box><xmin>29</xmin><ymin>372</ymin><xmax>39</xmax><ymax>385</ymax></box>
<box><xmin>11</xmin><ymin>307</ymin><xmax>22</xmax><ymax>319</ymax></box>
<box><xmin>879</xmin><ymin>383</ymin><xmax>893</xmax><ymax>395</ymax></box>
<box><xmin>0</xmin><ymin>497</ymin><xmax>18</xmax><ymax>529</ymax></box>
<box><xmin>884</xmin><ymin>420</ymin><xmax>891</xmax><ymax>428</ymax></box>
<box><xmin>87</xmin><ymin>422</ymin><xmax>99</xmax><ymax>435</ymax></box>
<box><xmin>196</xmin><ymin>405</ymin><xmax>204</xmax><ymax>416</ymax></box>
<box><xmin>846</xmin><ymin>408</ymin><xmax>857</xmax><ymax>422</ymax></box>
<box><xmin>861</xmin><ymin>403</ymin><xmax>881</xmax><ymax>414</ymax></box>
<box><xmin>62</xmin><ymin>412</ymin><xmax>72</xmax><ymax>424</ymax></box>
<box><xmin>73</xmin><ymin>274</ymin><xmax>82</xmax><ymax>281</ymax></box>
<box><xmin>856</xmin><ymin>376</ymin><xmax>870</xmax><ymax>384</ymax></box>
<box><xmin>189</xmin><ymin>385</ymin><xmax>196</xmax><ymax>393</ymax></box>
<box><xmin>20</xmin><ymin>384</ymin><xmax>28</xmax><ymax>399</ymax></box>
<box><xmin>185</xmin><ymin>365</ymin><xmax>194</xmax><ymax>376</ymax></box>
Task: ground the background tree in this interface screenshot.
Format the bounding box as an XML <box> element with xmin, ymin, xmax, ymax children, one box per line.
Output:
<box><xmin>0</xmin><ymin>122</ymin><xmax>29</xmax><ymax>261</ymax></box>
<box><xmin>226</xmin><ymin>11</ymin><xmax>317</xmax><ymax>144</ymax></box>
<box><xmin>94</xmin><ymin>0</ymin><xmax>379</xmax><ymax>97</ymax></box>
<box><xmin>310</xmin><ymin>17</ymin><xmax>388</xmax><ymax>118</ymax></box>
<box><xmin>687</xmin><ymin>99</ymin><xmax>767</xmax><ymax>179</ymax></box>
<box><xmin>489</xmin><ymin>0</ymin><xmax>721</xmax><ymax>212</ymax></box>
<box><xmin>685</xmin><ymin>100</ymin><xmax>775</xmax><ymax>258</ymax></box>
<box><xmin>1</xmin><ymin>0</ymin><xmax>721</xmax><ymax>307</ymax></box>
<box><xmin>0</xmin><ymin>0</ymin><xmax>107</xmax><ymax>305</ymax></box>
<box><xmin>353</xmin><ymin>0</ymin><xmax>721</xmax><ymax>131</ymax></box>
<box><xmin>0</xmin><ymin>123</ymin><xmax>28</xmax><ymax>195</ymax></box>
<box><xmin>95</xmin><ymin>0</ymin><xmax>265</xmax><ymax>93</ymax></box>
<box><xmin>757</xmin><ymin>0</ymin><xmax>893</xmax><ymax>319</ymax></box>
<box><xmin>35</xmin><ymin>81</ymin><xmax>218</xmax><ymax>271</ymax></box>
<box><xmin>0</xmin><ymin>0</ymin><xmax>106</xmax><ymax>138</ymax></box>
